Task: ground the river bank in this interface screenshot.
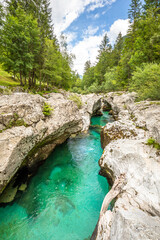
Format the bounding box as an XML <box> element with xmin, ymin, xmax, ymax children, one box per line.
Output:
<box><xmin>0</xmin><ymin>92</ymin><xmax>104</xmax><ymax>200</ymax></box>
<box><xmin>0</xmin><ymin>111</ymin><xmax>112</xmax><ymax>240</ymax></box>
<box><xmin>93</xmin><ymin>92</ymin><xmax>160</xmax><ymax>240</ymax></box>
<box><xmin>0</xmin><ymin>91</ymin><xmax>160</xmax><ymax>239</ymax></box>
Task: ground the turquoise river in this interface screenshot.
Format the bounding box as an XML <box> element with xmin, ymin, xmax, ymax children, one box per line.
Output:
<box><xmin>0</xmin><ymin>112</ymin><xmax>113</xmax><ymax>240</ymax></box>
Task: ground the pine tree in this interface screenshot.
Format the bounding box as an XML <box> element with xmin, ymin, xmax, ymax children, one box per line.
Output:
<box><xmin>0</xmin><ymin>3</ymin><xmax>4</xmax><ymax>26</ymax></box>
<box><xmin>84</xmin><ymin>60</ymin><xmax>91</xmax><ymax>74</ymax></box>
<box><xmin>112</xmin><ymin>32</ymin><xmax>123</xmax><ymax>65</ymax></box>
<box><xmin>82</xmin><ymin>61</ymin><xmax>96</xmax><ymax>89</ymax></box>
<box><xmin>6</xmin><ymin>0</ymin><xmax>54</xmax><ymax>39</ymax></box>
<box><xmin>144</xmin><ymin>0</ymin><xmax>160</xmax><ymax>10</ymax></box>
<box><xmin>96</xmin><ymin>34</ymin><xmax>112</xmax><ymax>85</ymax></box>
<box><xmin>5</xmin><ymin>0</ymin><xmax>19</xmax><ymax>15</ymax></box>
<box><xmin>128</xmin><ymin>0</ymin><xmax>142</xmax><ymax>23</ymax></box>
<box><xmin>41</xmin><ymin>0</ymin><xmax>53</xmax><ymax>39</ymax></box>
<box><xmin>0</xmin><ymin>6</ymin><xmax>41</xmax><ymax>86</ymax></box>
<box><xmin>98</xmin><ymin>34</ymin><xmax>112</xmax><ymax>55</ymax></box>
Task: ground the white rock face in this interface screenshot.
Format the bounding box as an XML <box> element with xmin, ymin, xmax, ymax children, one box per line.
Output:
<box><xmin>0</xmin><ymin>92</ymin><xmax>102</xmax><ymax>195</ymax></box>
<box><xmin>80</xmin><ymin>94</ymin><xmax>102</xmax><ymax>132</ymax></box>
<box><xmin>95</xmin><ymin>92</ymin><xmax>160</xmax><ymax>240</ymax></box>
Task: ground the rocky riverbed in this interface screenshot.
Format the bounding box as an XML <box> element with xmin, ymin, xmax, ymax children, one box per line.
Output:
<box><xmin>94</xmin><ymin>92</ymin><xmax>160</xmax><ymax>240</ymax></box>
<box><xmin>0</xmin><ymin>92</ymin><xmax>103</xmax><ymax>201</ymax></box>
<box><xmin>0</xmin><ymin>91</ymin><xmax>160</xmax><ymax>240</ymax></box>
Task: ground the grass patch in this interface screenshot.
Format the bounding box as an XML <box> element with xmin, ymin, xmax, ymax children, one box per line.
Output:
<box><xmin>147</xmin><ymin>138</ymin><xmax>160</xmax><ymax>150</ymax></box>
<box><xmin>0</xmin><ymin>77</ymin><xmax>19</xmax><ymax>87</ymax></box>
<box><xmin>0</xmin><ymin>67</ymin><xmax>19</xmax><ymax>87</ymax></box>
<box><xmin>7</xmin><ymin>113</ymin><xmax>28</xmax><ymax>128</ymax></box>
<box><xmin>68</xmin><ymin>94</ymin><xmax>83</xmax><ymax>109</ymax></box>
<box><xmin>123</xmin><ymin>104</ymin><xmax>127</xmax><ymax>110</ymax></box>
<box><xmin>43</xmin><ymin>102</ymin><xmax>53</xmax><ymax>116</ymax></box>
<box><xmin>0</xmin><ymin>113</ymin><xmax>28</xmax><ymax>133</ymax></box>
<box><xmin>149</xmin><ymin>102</ymin><xmax>160</xmax><ymax>105</ymax></box>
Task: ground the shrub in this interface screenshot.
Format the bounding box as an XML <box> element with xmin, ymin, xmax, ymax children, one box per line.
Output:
<box><xmin>2</xmin><ymin>87</ymin><xmax>12</xmax><ymax>95</ymax></box>
<box><xmin>104</xmin><ymin>66</ymin><xmax>127</xmax><ymax>92</ymax></box>
<box><xmin>0</xmin><ymin>113</ymin><xmax>28</xmax><ymax>132</ymax></box>
<box><xmin>8</xmin><ymin>118</ymin><xmax>28</xmax><ymax>128</ymax></box>
<box><xmin>147</xmin><ymin>138</ymin><xmax>160</xmax><ymax>150</ymax></box>
<box><xmin>43</xmin><ymin>102</ymin><xmax>53</xmax><ymax>116</ymax></box>
<box><xmin>104</xmin><ymin>67</ymin><xmax>119</xmax><ymax>91</ymax></box>
<box><xmin>71</xmin><ymin>87</ymin><xmax>82</xmax><ymax>94</ymax></box>
<box><xmin>68</xmin><ymin>94</ymin><xmax>83</xmax><ymax>109</ymax></box>
<box><xmin>129</xmin><ymin>63</ymin><xmax>160</xmax><ymax>100</ymax></box>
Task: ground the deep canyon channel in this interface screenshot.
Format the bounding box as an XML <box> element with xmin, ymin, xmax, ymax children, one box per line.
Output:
<box><xmin>0</xmin><ymin>112</ymin><xmax>113</xmax><ymax>240</ymax></box>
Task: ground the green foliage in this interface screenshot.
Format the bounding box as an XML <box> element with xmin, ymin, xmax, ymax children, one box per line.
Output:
<box><xmin>129</xmin><ymin>63</ymin><xmax>160</xmax><ymax>100</ymax></box>
<box><xmin>88</xmin><ymin>82</ymin><xmax>100</xmax><ymax>93</ymax></box>
<box><xmin>8</xmin><ymin>118</ymin><xmax>28</xmax><ymax>128</ymax></box>
<box><xmin>95</xmin><ymin>34</ymin><xmax>112</xmax><ymax>85</ymax></box>
<box><xmin>1</xmin><ymin>0</ymin><xmax>160</xmax><ymax>95</ymax></box>
<box><xmin>128</xmin><ymin>0</ymin><xmax>142</xmax><ymax>22</ymax></box>
<box><xmin>147</xmin><ymin>138</ymin><xmax>160</xmax><ymax>150</ymax></box>
<box><xmin>0</xmin><ymin>65</ymin><xmax>19</xmax><ymax>87</ymax></box>
<box><xmin>43</xmin><ymin>102</ymin><xmax>53</xmax><ymax>116</ymax></box>
<box><xmin>82</xmin><ymin>66</ymin><xmax>95</xmax><ymax>89</ymax></box>
<box><xmin>1</xmin><ymin>88</ymin><xmax>12</xmax><ymax>95</ymax></box>
<box><xmin>0</xmin><ymin>113</ymin><xmax>28</xmax><ymax>133</ymax></box>
<box><xmin>143</xmin><ymin>0</ymin><xmax>160</xmax><ymax>11</ymax></box>
<box><xmin>81</xmin><ymin>2</ymin><xmax>160</xmax><ymax>97</ymax></box>
<box><xmin>68</xmin><ymin>94</ymin><xmax>83</xmax><ymax>109</ymax></box>
<box><xmin>0</xmin><ymin>6</ymin><xmax>41</xmax><ymax>86</ymax></box>
<box><xmin>6</xmin><ymin>0</ymin><xmax>54</xmax><ymax>39</ymax></box>
<box><xmin>104</xmin><ymin>67</ymin><xmax>120</xmax><ymax>91</ymax></box>
<box><xmin>112</xmin><ymin>32</ymin><xmax>124</xmax><ymax>66</ymax></box>
<box><xmin>0</xmin><ymin>3</ymin><xmax>4</xmax><ymax>26</ymax></box>
<box><xmin>0</xmin><ymin>1</ymin><xmax>75</xmax><ymax>91</ymax></box>
<box><xmin>71</xmin><ymin>87</ymin><xmax>83</xmax><ymax>94</ymax></box>
<box><xmin>0</xmin><ymin>78</ymin><xmax>19</xmax><ymax>87</ymax></box>
<box><xmin>43</xmin><ymin>38</ymin><xmax>73</xmax><ymax>90</ymax></box>
<box><xmin>149</xmin><ymin>102</ymin><xmax>160</xmax><ymax>105</ymax></box>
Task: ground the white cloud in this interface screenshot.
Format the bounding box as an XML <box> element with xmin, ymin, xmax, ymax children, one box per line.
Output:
<box><xmin>65</xmin><ymin>32</ymin><xmax>78</xmax><ymax>43</ymax></box>
<box><xmin>50</xmin><ymin>1</ymin><xmax>129</xmax><ymax>75</ymax></box>
<box><xmin>94</xmin><ymin>13</ymin><xmax>100</xmax><ymax>19</ymax></box>
<box><xmin>83</xmin><ymin>26</ymin><xmax>99</xmax><ymax>36</ymax></box>
<box><xmin>87</xmin><ymin>1</ymin><xmax>105</xmax><ymax>11</ymax></box>
<box><xmin>107</xmin><ymin>19</ymin><xmax>130</xmax><ymax>45</ymax></box>
<box><xmin>71</xmin><ymin>35</ymin><xmax>102</xmax><ymax>75</ymax></box>
<box><xmin>71</xmin><ymin>18</ymin><xmax>130</xmax><ymax>75</ymax></box>
<box><xmin>51</xmin><ymin>0</ymin><xmax>117</xmax><ymax>36</ymax></box>
<box><xmin>87</xmin><ymin>0</ymin><xmax>116</xmax><ymax>11</ymax></box>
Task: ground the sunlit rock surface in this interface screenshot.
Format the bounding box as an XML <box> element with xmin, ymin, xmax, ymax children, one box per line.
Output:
<box><xmin>0</xmin><ymin>92</ymin><xmax>102</xmax><ymax>195</ymax></box>
<box><xmin>95</xmin><ymin>92</ymin><xmax>160</xmax><ymax>240</ymax></box>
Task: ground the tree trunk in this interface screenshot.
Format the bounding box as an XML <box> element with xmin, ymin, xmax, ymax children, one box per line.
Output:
<box><xmin>47</xmin><ymin>76</ymin><xmax>49</xmax><ymax>89</ymax></box>
<box><xmin>28</xmin><ymin>72</ymin><xmax>31</xmax><ymax>89</ymax></box>
<box><xmin>20</xmin><ymin>71</ymin><xmax>23</xmax><ymax>86</ymax></box>
<box><xmin>24</xmin><ymin>76</ymin><xmax>27</xmax><ymax>85</ymax></box>
<box><xmin>31</xmin><ymin>70</ymin><xmax>35</xmax><ymax>87</ymax></box>
<box><xmin>39</xmin><ymin>70</ymin><xmax>42</xmax><ymax>90</ymax></box>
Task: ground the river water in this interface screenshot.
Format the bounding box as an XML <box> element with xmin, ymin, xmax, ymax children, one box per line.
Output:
<box><xmin>0</xmin><ymin>112</ymin><xmax>112</xmax><ymax>240</ymax></box>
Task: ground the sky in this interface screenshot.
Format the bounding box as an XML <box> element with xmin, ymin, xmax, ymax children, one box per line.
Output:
<box><xmin>0</xmin><ymin>0</ymin><xmax>132</xmax><ymax>76</ymax></box>
<box><xmin>51</xmin><ymin>0</ymin><xmax>131</xmax><ymax>75</ymax></box>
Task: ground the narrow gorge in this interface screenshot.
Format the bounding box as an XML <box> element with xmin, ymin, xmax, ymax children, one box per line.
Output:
<box><xmin>0</xmin><ymin>92</ymin><xmax>111</xmax><ymax>239</ymax></box>
<box><xmin>0</xmin><ymin>91</ymin><xmax>160</xmax><ymax>240</ymax></box>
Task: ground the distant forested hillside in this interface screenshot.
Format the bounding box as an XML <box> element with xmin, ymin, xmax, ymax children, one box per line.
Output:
<box><xmin>76</xmin><ymin>0</ymin><xmax>160</xmax><ymax>100</ymax></box>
